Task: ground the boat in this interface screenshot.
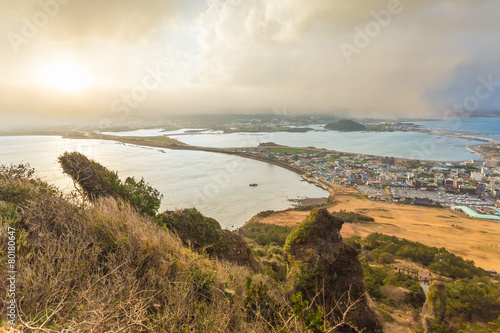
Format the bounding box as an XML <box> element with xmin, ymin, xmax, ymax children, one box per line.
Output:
<box><xmin>249</xmin><ymin>183</ymin><xmax>258</xmax><ymax>187</ymax></box>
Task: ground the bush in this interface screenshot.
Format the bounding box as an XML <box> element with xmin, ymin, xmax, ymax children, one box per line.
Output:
<box><xmin>256</xmin><ymin>210</ymin><xmax>274</xmax><ymax>218</ymax></box>
<box><xmin>446</xmin><ymin>277</ymin><xmax>500</xmax><ymax>323</ymax></box>
<box><xmin>332</xmin><ymin>209</ymin><xmax>374</xmax><ymax>223</ymax></box>
<box><xmin>59</xmin><ymin>151</ymin><xmax>162</xmax><ymax>216</ymax></box>
<box><xmin>343</xmin><ymin>235</ymin><xmax>362</xmax><ymax>249</ymax></box>
<box><xmin>239</xmin><ymin>221</ymin><xmax>292</xmax><ymax>247</ymax></box>
<box><xmin>158</xmin><ymin>208</ymin><xmax>259</xmax><ymax>270</ymax></box>
<box><xmin>428</xmin><ymin>250</ymin><xmax>486</xmax><ymax>279</ymax></box>
<box><xmin>363</xmin><ymin>264</ymin><xmax>389</xmax><ymax>300</ymax></box>
<box><xmin>244</xmin><ymin>276</ymin><xmax>282</xmax><ymax>326</ymax></box>
<box><xmin>374</xmin><ymin>251</ymin><xmax>395</xmax><ymax>264</ymax></box>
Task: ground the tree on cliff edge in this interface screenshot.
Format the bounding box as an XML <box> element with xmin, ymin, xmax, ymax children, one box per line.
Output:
<box><xmin>59</xmin><ymin>151</ymin><xmax>162</xmax><ymax>217</ymax></box>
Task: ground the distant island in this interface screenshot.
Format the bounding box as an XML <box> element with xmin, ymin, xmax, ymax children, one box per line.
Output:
<box><xmin>325</xmin><ymin>119</ymin><xmax>366</xmax><ymax>131</ymax></box>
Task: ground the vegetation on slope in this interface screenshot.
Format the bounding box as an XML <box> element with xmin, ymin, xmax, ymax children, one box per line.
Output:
<box><xmin>59</xmin><ymin>151</ymin><xmax>162</xmax><ymax>217</ymax></box>
<box><xmin>240</xmin><ymin>216</ymin><xmax>500</xmax><ymax>332</ymax></box>
<box><xmin>158</xmin><ymin>208</ymin><xmax>259</xmax><ymax>270</ymax></box>
<box><xmin>346</xmin><ymin>233</ymin><xmax>500</xmax><ymax>332</ymax></box>
<box><xmin>325</xmin><ymin>119</ymin><xmax>366</xmax><ymax>132</ymax></box>
<box><xmin>361</xmin><ymin>233</ymin><xmax>488</xmax><ymax>279</ymax></box>
<box><xmin>238</xmin><ymin>221</ymin><xmax>293</xmax><ymax>282</ymax></box>
<box><xmin>333</xmin><ymin>209</ymin><xmax>375</xmax><ymax>223</ymax></box>
<box><xmin>0</xmin><ymin>164</ymin><xmax>256</xmax><ymax>331</ymax></box>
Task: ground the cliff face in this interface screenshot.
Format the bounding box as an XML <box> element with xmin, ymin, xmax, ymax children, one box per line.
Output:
<box><xmin>285</xmin><ymin>208</ymin><xmax>381</xmax><ymax>332</ymax></box>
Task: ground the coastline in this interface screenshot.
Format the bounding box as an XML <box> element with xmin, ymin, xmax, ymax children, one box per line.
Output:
<box><xmin>94</xmin><ymin>134</ymin><xmax>307</xmax><ymax>175</ymax></box>
<box><xmin>0</xmin><ymin>131</ymin><xmax>494</xmax><ymax>193</ymax></box>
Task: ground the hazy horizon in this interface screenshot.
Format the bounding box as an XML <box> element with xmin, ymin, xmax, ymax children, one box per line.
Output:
<box><xmin>2</xmin><ymin>0</ymin><xmax>500</xmax><ymax>124</ymax></box>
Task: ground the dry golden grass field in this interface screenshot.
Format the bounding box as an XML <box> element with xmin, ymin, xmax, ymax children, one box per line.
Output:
<box><xmin>259</xmin><ymin>187</ymin><xmax>500</xmax><ymax>271</ymax></box>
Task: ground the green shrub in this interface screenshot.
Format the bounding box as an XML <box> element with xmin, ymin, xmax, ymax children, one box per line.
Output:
<box><xmin>290</xmin><ymin>292</ymin><xmax>324</xmax><ymax>333</ymax></box>
<box><xmin>446</xmin><ymin>277</ymin><xmax>500</xmax><ymax>323</ymax></box>
<box><xmin>362</xmin><ymin>233</ymin><xmax>488</xmax><ymax>279</ymax></box>
<box><xmin>158</xmin><ymin>209</ymin><xmax>259</xmax><ymax>269</ymax></box>
<box><xmin>363</xmin><ymin>265</ymin><xmax>389</xmax><ymax>300</ymax></box>
<box><xmin>243</xmin><ymin>277</ymin><xmax>282</xmax><ymax>326</ymax></box>
<box><xmin>239</xmin><ymin>221</ymin><xmax>292</xmax><ymax>247</ymax></box>
<box><xmin>374</xmin><ymin>251</ymin><xmax>395</xmax><ymax>264</ymax></box>
<box><xmin>332</xmin><ymin>209</ymin><xmax>374</xmax><ymax>223</ymax></box>
<box><xmin>58</xmin><ymin>152</ymin><xmax>162</xmax><ymax>216</ymax></box>
<box><xmin>256</xmin><ymin>210</ymin><xmax>274</xmax><ymax>218</ymax></box>
<box><xmin>428</xmin><ymin>250</ymin><xmax>486</xmax><ymax>279</ymax></box>
<box><xmin>343</xmin><ymin>235</ymin><xmax>362</xmax><ymax>249</ymax></box>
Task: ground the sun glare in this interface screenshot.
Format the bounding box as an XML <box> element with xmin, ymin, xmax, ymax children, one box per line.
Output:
<box><xmin>41</xmin><ymin>60</ymin><xmax>92</xmax><ymax>92</ymax></box>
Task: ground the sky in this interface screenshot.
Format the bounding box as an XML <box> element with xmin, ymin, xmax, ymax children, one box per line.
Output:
<box><xmin>1</xmin><ymin>0</ymin><xmax>500</xmax><ymax>123</ymax></box>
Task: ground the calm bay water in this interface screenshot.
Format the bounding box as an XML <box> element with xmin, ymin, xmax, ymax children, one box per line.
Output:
<box><xmin>169</xmin><ymin>131</ymin><xmax>483</xmax><ymax>161</ymax></box>
<box><xmin>0</xmin><ymin>136</ymin><xmax>327</xmax><ymax>229</ymax></box>
<box><xmin>416</xmin><ymin>117</ymin><xmax>500</xmax><ymax>134</ymax></box>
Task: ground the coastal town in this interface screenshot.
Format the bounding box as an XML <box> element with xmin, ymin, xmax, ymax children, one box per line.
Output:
<box><xmin>234</xmin><ymin>142</ymin><xmax>500</xmax><ymax>220</ymax></box>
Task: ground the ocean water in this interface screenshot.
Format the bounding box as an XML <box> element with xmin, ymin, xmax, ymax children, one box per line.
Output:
<box><xmin>416</xmin><ymin>117</ymin><xmax>500</xmax><ymax>134</ymax></box>
<box><xmin>0</xmin><ymin>136</ymin><xmax>327</xmax><ymax>229</ymax></box>
<box><xmin>168</xmin><ymin>131</ymin><xmax>483</xmax><ymax>161</ymax></box>
<box><xmin>101</xmin><ymin>128</ymin><xmax>207</xmax><ymax>137</ymax></box>
<box><xmin>481</xmin><ymin>135</ymin><xmax>500</xmax><ymax>141</ymax></box>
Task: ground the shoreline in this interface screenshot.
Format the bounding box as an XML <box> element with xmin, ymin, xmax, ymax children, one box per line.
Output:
<box><xmin>61</xmin><ymin>132</ymin><xmax>491</xmax><ymax>162</ymax></box>
<box><xmin>95</xmin><ymin>134</ymin><xmax>308</xmax><ymax>175</ymax></box>
<box><xmin>0</xmin><ymin>130</ymin><xmax>496</xmax><ymax>173</ymax></box>
<box><xmin>0</xmin><ymin>131</ymin><xmax>494</xmax><ymax>192</ymax></box>
<box><xmin>3</xmin><ymin>128</ymin><xmax>496</xmax><ymax>160</ymax></box>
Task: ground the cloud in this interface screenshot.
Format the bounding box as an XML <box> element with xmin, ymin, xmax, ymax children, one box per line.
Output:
<box><xmin>192</xmin><ymin>0</ymin><xmax>500</xmax><ymax>115</ymax></box>
<box><xmin>1</xmin><ymin>0</ymin><xmax>499</xmax><ymax>119</ymax></box>
<box><xmin>2</xmin><ymin>0</ymin><xmax>177</xmax><ymax>44</ymax></box>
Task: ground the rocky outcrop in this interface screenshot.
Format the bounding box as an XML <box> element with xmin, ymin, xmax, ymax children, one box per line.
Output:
<box><xmin>422</xmin><ymin>281</ymin><xmax>447</xmax><ymax>332</ymax></box>
<box><xmin>284</xmin><ymin>208</ymin><xmax>381</xmax><ymax>332</ymax></box>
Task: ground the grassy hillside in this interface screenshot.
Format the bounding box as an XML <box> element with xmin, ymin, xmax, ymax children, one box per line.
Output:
<box><xmin>0</xmin><ymin>158</ymin><xmax>377</xmax><ymax>332</ymax></box>
<box><xmin>0</xmin><ymin>164</ymin><xmax>262</xmax><ymax>332</ymax></box>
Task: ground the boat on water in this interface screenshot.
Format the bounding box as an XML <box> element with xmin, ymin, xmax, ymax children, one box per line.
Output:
<box><xmin>249</xmin><ymin>183</ymin><xmax>258</xmax><ymax>187</ymax></box>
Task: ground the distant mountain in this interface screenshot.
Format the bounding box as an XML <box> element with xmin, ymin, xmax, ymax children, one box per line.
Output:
<box><xmin>325</xmin><ymin>119</ymin><xmax>366</xmax><ymax>131</ymax></box>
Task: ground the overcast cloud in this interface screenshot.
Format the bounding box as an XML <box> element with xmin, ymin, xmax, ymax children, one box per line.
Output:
<box><xmin>1</xmin><ymin>0</ymin><xmax>499</xmax><ymax>119</ymax></box>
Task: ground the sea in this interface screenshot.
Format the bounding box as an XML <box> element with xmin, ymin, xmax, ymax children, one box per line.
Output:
<box><xmin>0</xmin><ymin>136</ymin><xmax>327</xmax><ymax>229</ymax></box>
<box><xmin>415</xmin><ymin>117</ymin><xmax>500</xmax><ymax>142</ymax></box>
<box><xmin>169</xmin><ymin>131</ymin><xmax>483</xmax><ymax>162</ymax></box>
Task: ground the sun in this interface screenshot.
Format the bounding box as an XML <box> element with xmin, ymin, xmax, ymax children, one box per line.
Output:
<box><xmin>41</xmin><ymin>60</ymin><xmax>92</xmax><ymax>92</ymax></box>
